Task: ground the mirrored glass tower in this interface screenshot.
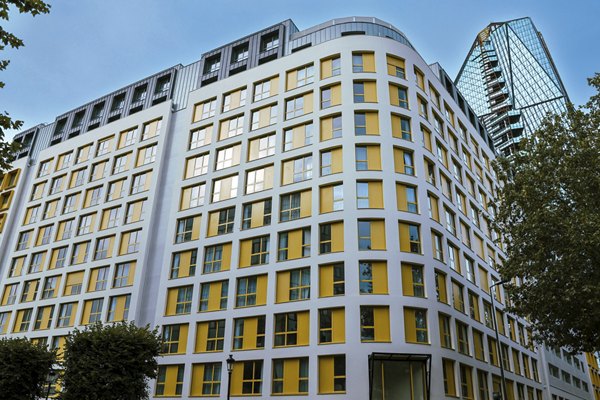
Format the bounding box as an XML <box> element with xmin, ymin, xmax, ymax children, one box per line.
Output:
<box><xmin>456</xmin><ymin>17</ymin><xmax>569</xmax><ymax>156</ymax></box>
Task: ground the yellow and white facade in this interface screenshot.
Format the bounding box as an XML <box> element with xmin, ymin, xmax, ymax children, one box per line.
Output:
<box><xmin>0</xmin><ymin>17</ymin><xmax>592</xmax><ymax>399</ymax></box>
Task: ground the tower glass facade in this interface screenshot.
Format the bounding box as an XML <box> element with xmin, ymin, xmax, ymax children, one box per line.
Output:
<box><xmin>456</xmin><ymin>17</ymin><xmax>569</xmax><ymax>156</ymax></box>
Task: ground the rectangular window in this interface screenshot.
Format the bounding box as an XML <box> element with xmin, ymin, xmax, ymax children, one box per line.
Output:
<box><xmin>113</xmin><ymin>262</ymin><xmax>135</xmax><ymax>288</ymax></box>
<box><xmin>404</xmin><ymin>307</ymin><xmax>428</xmax><ymax>343</ymax></box>
<box><xmin>175</xmin><ymin>215</ymin><xmax>201</xmax><ymax>243</ymax></box>
<box><xmin>165</xmin><ymin>286</ymin><xmax>193</xmax><ymax>315</ymax></box>
<box><xmin>155</xmin><ymin>365</ymin><xmax>184</xmax><ymax>397</ymax></box>
<box><xmin>218</xmin><ymin>114</ymin><xmax>245</xmax><ymax>140</ymax></box>
<box><xmin>398</xmin><ymin>222</ymin><xmax>421</xmax><ymax>253</ymax></box>
<box><xmin>130</xmin><ymin>171</ymin><xmax>152</xmax><ymax>194</ymax></box>
<box><xmin>439</xmin><ymin>313</ymin><xmax>452</xmax><ymax>348</ymax></box>
<box><xmin>319</xmin><ymin>307</ymin><xmax>345</xmax><ymax>344</ymax></box>
<box><xmin>141</xmin><ymin>118</ymin><xmax>161</xmax><ymax>141</ymax></box>
<box><xmin>352</xmin><ymin>52</ymin><xmax>375</xmax><ymax>73</ymax></box>
<box><xmin>353</xmin><ymin>80</ymin><xmax>377</xmax><ymax>103</ymax></box>
<box><xmin>275</xmin><ymin>267</ymin><xmax>310</xmax><ymax>303</ymax></box>
<box><xmin>207</xmin><ymin>207</ymin><xmax>234</xmax><ymax>237</ymax></box>
<box><xmin>93</xmin><ymin>235</ymin><xmax>115</xmax><ymax>260</ymax></box>
<box><xmin>106</xmin><ymin>294</ymin><xmax>131</xmax><ymax>322</ymax></box>
<box><xmin>360</xmin><ymin>306</ymin><xmax>390</xmax><ymax>342</ymax></box>
<box><xmin>277</xmin><ymin>227</ymin><xmax>310</xmax><ymax>261</ymax></box>
<box><xmin>283</xmin><ymin>122</ymin><xmax>313</xmax><ymax>152</ymax></box>
<box><xmin>198</xmin><ymin>280</ymin><xmax>228</xmax><ymax>312</ymax></box>
<box><xmin>401</xmin><ymin>263</ymin><xmax>425</xmax><ymax>297</ymax></box>
<box><xmin>241</xmin><ymin>199</ymin><xmax>272</xmax><ymax>230</ymax></box>
<box><xmin>215</xmin><ymin>143</ymin><xmax>242</xmax><ymax>171</ymax></box>
<box><xmin>245</xmin><ymin>165</ymin><xmax>274</xmax><ymax>194</ymax></box>
<box><xmin>40</xmin><ymin>276</ymin><xmax>58</xmax><ymax>299</ymax></box>
<box><xmin>190</xmin><ymin>363</ymin><xmax>222</xmax><ymax>397</ymax></box>
<box><xmin>161</xmin><ymin>324</ymin><xmax>189</xmax><ymax>355</ymax></box>
<box><xmin>443</xmin><ymin>359</ymin><xmax>457</xmax><ymax>396</ymax></box>
<box><xmin>456</xmin><ymin>321</ymin><xmax>470</xmax><ymax>355</ymax></box>
<box><xmin>211</xmin><ymin>175</ymin><xmax>238</xmax><ymax>202</ymax></box>
<box><xmin>391</xmin><ymin>114</ymin><xmax>411</xmax><ymax>140</ymax></box>
<box><xmin>170</xmin><ymin>249</ymin><xmax>197</xmax><ymax>279</ymax></box>
<box><xmin>355</xmin><ymin>144</ymin><xmax>381</xmax><ymax>171</ymax></box>
<box><xmin>56</xmin><ymin>302</ymin><xmax>77</xmax><ymax>328</ymax></box>
<box><xmin>253</xmin><ymin>75</ymin><xmax>278</xmax><ymax>102</ymax></box>
<box><xmin>321</xmin><ymin>83</ymin><xmax>341</xmax><ymax>109</ymax></box>
<box><xmin>393</xmin><ymin>147</ymin><xmax>415</xmax><ymax>175</ymax></box>
<box><xmin>285</xmin><ymin>92</ymin><xmax>313</xmax><ymax>120</ymax></box>
<box><xmin>318</xmin><ymin>355</ymin><xmax>346</xmax><ymax>394</ymax></box>
<box><xmin>281</xmin><ymin>155</ymin><xmax>312</xmax><ymax>185</ymax></box>
<box><xmin>189</xmin><ymin>125</ymin><xmax>212</xmax><ymax>150</ymax></box>
<box><xmin>357</xmin><ymin>219</ymin><xmax>386</xmax><ymax>250</ymax></box>
<box><xmin>319</xmin><ymin>183</ymin><xmax>343</xmax><ymax>213</ymax></box>
<box><xmin>319</xmin><ymin>221</ymin><xmax>344</xmax><ymax>254</ymax></box>
<box><xmin>235</xmin><ymin>274</ymin><xmax>267</xmax><ymax>308</ymax></box>
<box><xmin>222</xmin><ymin>87</ymin><xmax>247</xmax><ymax>112</ymax></box>
<box><xmin>195</xmin><ymin>320</ymin><xmax>225</xmax><ymax>353</ymax></box>
<box><xmin>136</xmin><ymin>143</ymin><xmax>157</xmax><ymax>167</ymax></box>
<box><xmin>118</xmin><ymin>127</ymin><xmax>138</xmax><ymax>149</ymax></box>
<box><xmin>184</xmin><ymin>153</ymin><xmax>209</xmax><ymax>179</ymax></box>
<box><xmin>180</xmin><ymin>183</ymin><xmax>205</xmax><ymax>210</ymax></box>
<box><xmin>359</xmin><ymin>260</ymin><xmax>388</xmax><ymax>294</ymax></box>
<box><xmin>124</xmin><ymin>199</ymin><xmax>146</xmax><ymax>224</ymax></box>
<box><xmin>272</xmin><ymin>358</ymin><xmax>309</xmax><ymax>395</ymax></box>
<box><xmin>248</xmin><ymin>133</ymin><xmax>276</xmax><ymax>161</ymax></box>
<box><xmin>320</xmin><ymin>114</ymin><xmax>342</xmax><ymax>141</ymax></box>
<box><xmin>319</xmin><ymin>263</ymin><xmax>345</xmax><ymax>297</ymax></box>
<box><xmin>354</xmin><ymin>111</ymin><xmax>379</xmax><ymax>135</ymax></box>
<box><xmin>87</xmin><ymin>266</ymin><xmax>109</xmax><ymax>292</ymax></box>
<box><xmin>396</xmin><ymin>183</ymin><xmax>418</xmax><ymax>212</ymax></box>
<box><xmin>286</xmin><ymin>64</ymin><xmax>314</xmax><ymax>90</ymax></box>
<box><xmin>389</xmin><ymin>83</ymin><xmax>409</xmax><ymax>108</ymax></box>
<box><xmin>232</xmin><ymin>316</ymin><xmax>265</xmax><ymax>350</ymax></box>
<box><xmin>193</xmin><ymin>98</ymin><xmax>217</xmax><ymax>122</ymax></box>
<box><xmin>82</xmin><ymin>298</ymin><xmax>104</xmax><ymax>325</ymax></box>
<box><xmin>118</xmin><ymin>230</ymin><xmax>141</xmax><ymax>255</ymax></box>
<box><xmin>386</xmin><ymin>54</ymin><xmax>405</xmax><ymax>78</ymax></box>
<box><xmin>230</xmin><ymin>360</ymin><xmax>263</xmax><ymax>396</ymax></box>
<box><xmin>452</xmin><ymin>281</ymin><xmax>465</xmax><ymax>313</ymax></box>
<box><xmin>250</xmin><ymin>103</ymin><xmax>277</xmax><ymax>130</ymax></box>
<box><xmin>320</xmin><ymin>54</ymin><xmax>341</xmax><ymax>79</ymax></box>
<box><xmin>274</xmin><ymin>311</ymin><xmax>309</xmax><ymax>347</ymax></box>
<box><xmin>203</xmin><ymin>243</ymin><xmax>232</xmax><ymax>273</ymax></box>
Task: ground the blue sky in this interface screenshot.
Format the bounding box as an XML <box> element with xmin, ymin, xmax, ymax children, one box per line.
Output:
<box><xmin>2</xmin><ymin>0</ymin><xmax>598</xmax><ymax>138</ymax></box>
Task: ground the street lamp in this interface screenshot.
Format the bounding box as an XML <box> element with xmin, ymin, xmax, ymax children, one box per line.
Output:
<box><xmin>490</xmin><ymin>278</ymin><xmax>510</xmax><ymax>400</ymax></box>
<box><xmin>226</xmin><ymin>354</ymin><xmax>235</xmax><ymax>400</ymax></box>
<box><xmin>45</xmin><ymin>369</ymin><xmax>57</xmax><ymax>400</ymax></box>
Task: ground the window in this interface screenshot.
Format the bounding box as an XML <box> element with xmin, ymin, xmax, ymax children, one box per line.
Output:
<box><xmin>195</xmin><ymin>320</ymin><xmax>225</xmax><ymax>352</ymax></box>
<box><xmin>180</xmin><ymin>184</ymin><xmax>205</xmax><ymax>210</ymax></box>
<box><xmin>248</xmin><ymin>133</ymin><xmax>276</xmax><ymax>160</ymax></box>
<box><xmin>321</xmin><ymin>54</ymin><xmax>341</xmax><ymax>78</ymax></box>
<box><xmin>222</xmin><ymin>87</ymin><xmax>247</xmax><ymax>112</ymax></box>
<box><xmin>320</xmin><ymin>183</ymin><xmax>343</xmax><ymax>213</ymax></box>
<box><xmin>68</xmin><ymin>168</ymin><xmax>85</xmax><ymax>188</ymax></box>
<box><xmin>286</xmin><ymin>64</ymin><xmax>314</xmax><ymax>90</ymax></box>
<box><xmin>321</xmin><ymin>83</ymin><xmax>341</xmax><ymax>108</ymax></box>
<box><xmin>190</xmin><ymin>363</ymin><xmax>222</xmax><ymax>397</ymax></box>
<box><xmin>401</xmin><ymin>263</ymin><xmax>425</xmax><ymax>297</ymax></box>
<box><xmin>319</xmin><ymin>263</ymin><xmax>345</xmax><ymax>297</ymax></box>
<box><xmin>469</xmin><ymin>291</ymin><xmax>480</xmax><ymax>321</ymax></box>
<box><xmin>16</xmin><ymin>230</ymin><xmax>32</xmax><ymax>251</ymax></box>
<box><xmin>14</xmin><ymin>309</ymin><xmax>33</xmax><ymax>332</ymax></box>
<box><xmin>166</xmin><ymin>286</ymin><xmax>193</xmax><ymax>315</ymax></box>
<box><xmin>285</xmin><ymin>92</ymin><xmax>312</xmax><ymax>120</ymax></box>
<box><xmin>272</xmin><ymin>358</ymin><xmax>309</xmax><ymax>395</ymax></box>
<box><xmin>215</xmin><ymin>143</ymin><xmax>241</xmax><ymax>170</ymax></box>
<box><xmin>354</xmin><ymin>111</ymin><xmax>379</xmax><ymax>135</ymax></box>
<box><xmin>443</xmin><ymin>359</ymin><xmax>457</xmax><ymax>396</ymax></box>
<box><xmin>393</xmin><ymin>147</ymin><xmax>415</xmax><ymax>175</ymax></box>
<box><xmin>232</xmin><ymin>316</ymin><xmax>265</xmax><ymax>350</ymax></box>
<box><xmin>352</xmin><ymin>52</ymin><xmax>375</xmax><ymax>73</ymax></box>
<box><xmin>281</xmin><ymin>191</ymin><xmax>309</xmax><ymax>221</ymax></box>
<box><xmin>106</xmin><ymin>294</ymin><xmax>131</xmax><ymax>322</ymax></box>
<box><xmin>281</xmin><ymin>155</ymin><xmax>312</xmax><ymax>184</ymax></box>
<box><xmin>240</xmin><ymin>236</ymin><xmax>270</xmax><ymax>266</ymax></box>
<box><xmin>211</xmin><ymin>175</ymin><xmax>238</xmax><ymax>202</ymax></box>
<box><xmin>170</xmin><ymin>249</ymin><xmax>198</xmax><ymax>279</ymax></box>
<box><xmin>431</xmin><ymin>231</ymin><xmax>444</xmax><ymax>261</ymax></box>
<box><xmin>235</xmin><ymin>274</ymin><xmax>267</xmax><ymax>307</ymax></box>
<box><xmin>106</xmin><ymin>179</ymin><xmax>126</xmax><ymax>202</ymax></box>
<box><xmin>452</xmin><ymin>281</ymin><xmax>465</xmax><ymax>313</ymax></box>
<box><xmin>88</xmin><ymin>266</ymin><xmax>109</xmax><ymax>292</ymax></box>
<box><xmin>82</xmin><ymin>298</ymin><xmax>104</xmax><ymax>325</ymax></box>
<box><xmin>70</xmin><ymin>242</ymin><xmax>90</xmax><ymax>265</ymax></box>
<box><xmin>456</xmin><ymin>321</ymin><xmax>470</xmax><ymax>355</ymax></box>
<box><xmin>241</xmin><ymin>199</ymin><xmax>272</xmax><ymax>230</ymax></box>
<box><xmin>359</xmin><ymin>261</ymin><xmax>388</xmax><ymax>294</ymax></box>
<box><xmin>320</xmin><ymin>114</ymin><xmax>342</xmax><ymax>141</ymax></box>
<box><xmin>198</xmin><ymin>280</ymin><xmax>228</xmax><ymax>312</ymax></box>
<box><xmin>49</xmin><ymin>175</ymin><xmax>65</xmax><ymax>195</ymax></box>
<box><xmin>41</xmin><ymin>277</ymin><xmax>58</xmax><ymax>300</ymax></box>
<box><xmin>418</xmin><ymin>96</ymin><xmax>428</xmax><ymax>119</ymax></box>
<box><xmin>34</xmin><ymin>305</ymin><xmax>54</xmax><ymax>330</ymax></box>
<box><xmin>319</xmin><ymin>221</ymin><xmax>343</xmax><ymax>254</ymax></box>
<box><xmin>391</xmin><ymin>114</ymin><xmax>411</xmax><ymax>140</ymax></box>
<box><xmin>175</xmin><ymin>215</ymin><xmax>201</xmax><ymax>243</ymax></box>
<box><xmin>250</xmin><ymin>104</ymin><xmax>277</xmax><ymax>130</ymax></box>
<box><xmin>20</xmin><ymin>279</ymin><xmax>39</xmax><ymax>302</ymax></box>
<box><xmin>398</xmin><ymin>222</ymin><xmax>421</xmax><ymax>253</ymax></box>
<box><xmin>390</xmin><ymin>84</ymin><xmax>409</xmax><ymax>108</ymax></box>
<box><xmin>57</xmin><ymin>302</ymin><xmax>76</xmax><ymax>328</ymax></box>
<box><xmin>320</xmin><ymin>147</ymin><xmax>342</xmax><ymax>176</ymax></box>
<box><xmin>155</xmin><ymin>365</ymin><xmax>184</xmax><ymax>397</ymax></box>
<box><xmin>130</xmin><ymin>171</ymin><xmax>152</xmax><ymax>194</ymax></box>
<box><xmin>274</xmin><ymin>311</ymin><xmax>309</xmax><ymax>347</ymax></box>
<box><xmin>207</xmin><ymin>207</ymin><xmax>234</xmax><ymax>237</ymax></box>
<box><xmin>439</xmin><ymin>313</ymin><xmax>452</xmax><ymax>348</ymax></box>
<box><xmin>396</xmin><ymin>183</ymin><xmax>418</xmax><ymax>212</ymax></box>
<box><xmin>203</xmin><ymin>243</ymin><xmax>232</xmax><ymax>273</ymax></box>
<box><xmin>357</xmin><ymin>220</ymin><xmax>386</xmax><ymax>250</ymax></box>
<box><xmin>112</xmin><ymin>153</ymin><xmax>131</xmax><ymax>174</ymax></box>
<box><xmin>386</xmin><ymin>54</ymin><xmax>406</xmax><ymax>78</ymax></box>
<box><xmin>360</xmin><ymin>306</ymin><xmax>390</xmax><ymax>342</ymax></box>
<box><xmin>253</xmin><ymin>76</ymin><xmax>278</xmax><ymax>102</ymax></box>
<box><xmin>189</xmin><ymin>125</ymin><xmax>212</xmax><ymax>150</ymax></box>
<box><xmin>37</xmin><ymin>159</ymin><xmax>52</xmax><ymax>177</ymax></box>
<box><xmin>319</xmin><ymin>308</ymin><xmax>345</xmax><ymax>344</ymax></box>
<box><xmin>435</xmin><ymin>271</ymin><xmax>448</xmax><ymax>303</ymax></box>
<box><xmin>124</xmin><ymin>199</ymin><xmax>146</xmax><ymax>224</ymax></box>
<box><xmin>277</xmin><ymin>227</ymin><xmax>310</xmax><ymax>261</ymax></box>
<box><xmin>141</xmin><ymin>118</ymin><xmax>161</xmax><ymax>141</ymax></box>
<box><xmin>283</xmin><ymin>122</ymin><xmax>313</xmax><ymax>151</ymax></box>
<box><xmin>84</xmin><ymin>186</ymin><xmax>103</xmax><ymax>208</ymax></box>
<box><xmin>230</xmin><ymin>360</ymin><xmax>263</xmax><ymax>396</ymax></box>
<box><xmin>28</xmin><ymin>252</ymin><xmax>45</xmax><ymax>273</ymax></box>
<box><xmin>219</xmin><ymin>114</ymin><xmax>244</xmax><ymax>140</ymax></box>
<box><xmin>354</xmin><ymin>80</ymin><xmax>377</xmax><ymax>103</ymax></box>
<box><xmin>184</xmin><ymin>153</ymin><xmax>209</xmax><ymax>178</ymax></box>
<box><xmin>99</xmin><ymin>206</ymin><xmax>121</xmax><ymax>230</ymax></box>
<box><xmin>318</xmin><ymin>355</ymin><xmax>346</xmax><ymax>394</ymax></box>
<box><xmin>193</xmin><ymin>98</ymin><xmax>217</xmax><ymax>122</ymax></box>
<box><xmin>245</xmin><ymin>165</ymin><xmax>274</xmax><ymax>194</ymax></box>
<box><xmin>355</xmin><ymin>144</ymin><xmax>381</xmax><ymax>171</ymax></box>
<box><xmin>404</xmin><ymin>307</ymin><xmax>428</xmax><ymax>343</ymax></box>
<box><xmin>94</xmin><ymin>236</ymin><xmax>114</xmax><ymax>260</ymax></box>
<box><xmin>459</xmin><ymin>364</ymin><xmax>474</xmax><ymax>400</ymax></box>
<box><xmin>136</xmin><ymin>144</ymin><xmax>157</xmax><ymax>167</ymax></box>
<box><xmin>161</xmin><ymin>324</ymin><xmax>188</xmax><ymax>355</ymax></box>
<box><xmin>113</xmin><ymin>262</ymin><xmax>134</xmax><ymax>288</ymax></box>
<box><xmin>118</xmin><ymin>127</ymin><xmax>138</xmax><ymax>149</ymax></box>
<box><xmin>96</xmin><ymin>136</ymin><xmax>113</xmax><ymax>157</ymax></box>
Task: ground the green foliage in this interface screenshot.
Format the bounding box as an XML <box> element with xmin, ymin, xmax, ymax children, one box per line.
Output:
<box><xmin>0</xmin><ymin>0</ymin><xmax>50</xmax><ymax>172</ymax></box>
<box><xmin>61</xmin><ymin>322</ymin><xmax>162</xmax><ymax>400</ymax></box>
<box><xmin>0</xmin><ymin>337</ymin><xmax>56</xmax><ymax>400</ymax></box>
<box><xmin>494</xmin><ymin>74</ymin><xmax>600</xmax><ymax>352</ymax></box>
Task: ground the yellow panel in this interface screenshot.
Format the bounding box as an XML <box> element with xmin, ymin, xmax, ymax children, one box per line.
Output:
<box><xmin>286</xmin><ymin>69</ymin><xmax>298</xmax><ymax>91</ymax></box>
<box><xmin>300</xmin><ymin>189</ymin><xmax>312</xmax><ymax>218</ymax></box>
<box><xmin>401</xmin><ymin>264</ymin><xmax>414</xmax><ymax>296</ymax></box>
<box><xmin>230</xmin><ymin>362</ymin><xmax>244</xmax><ymax>395</ymax></box>
<box><xmin>238</xmin><ymin>239</ymin><xmax>252</xmax><ymax>268</ymax></box>
<box><xmin>207</xmin><ymin>282</ymin><xmax>222</xmax><ymax>311</ymax></box>
<box><xmin>321</xmin><ymin>58</ymin><xmax>332</xmax><ymax>79</ymax></box>
<box><xmin>366</xmin><ymin>145</ymin><xmax>381</xmax><ymax>170</ymax></box>
<box><xmin>221</xmin><ymin>243</ymin><xmax>232</xmax><ymax>271</ymax></box>
<box><xmin>319</xmin><ymin>265</ymin><xmax>333</xmax><ymax>298</ymax></box>
<box><xmin>371</xmin><ymin>220</ymin><xmax>386</xmax><ymax>250</ymax></box>
<box><xmin>319</xmin><ymin>356</ymin><xmax>334</xmax><ymax>393</ymax></box>
<box><xmin>283</xmin><ymin>358</ymin><xmax>300</xmax><ymax>394</ymax></box>
<box><xmin>194</xmin><ymin>322</ymin><xmax>209</xmax><ymax>353</ymax></box>
<box><xmin>256</xmin><ymin>274</ymin><xmax>268</xmax><ymax>305</ymax></box>
<box><xmin>191</xmin><ymin>215</ymin><xmax>201</xmax><ymax>241</ymax></box>
<box><xmin>297</xmin><ymin>311</ymin><xmax>310</xmax><ymax>345</ymax></box>
<box><xmin>365</xmin><ymin>112</ymin><xmax>379</xmax><ymax>135</ymax></box>
<box><xmin>190</xmin><ymin>364</ymin><xmax>204</xmax><ymax>396</ymax></box>
<box><xmin>303</xmin><ymin>92</ymin><xmax>314</xmax><ymax>114</ymax></box>
<box><xmin>320</xmin><ymin>116</ymin><xmax>333</xmax><ymax>141</ymax></box>
<box><xmin>364</xmin><ymin>81</ymin><xmax>377</xmax><ymax>102</ymax></box>
<box><xmin>363</xmin><ymin>53</ymin><xmax>375</xmax><ymax>72</ymax></box>
<box><xmin>373</xmin><ymin>261</ymin><xmax>388</xmax><ymax>294</ymax></box>
<box><xmin>242</xmin><ymin>317</ymin><xmax>258</xmax><ymax>350</ymax></box>
<box><xmin>287</xmin><ymin>229</ymin><xmax>303</xmax><ymax>260</ymax></box>
<box><xmin>398</xmin><ymin>222</ymin><xmax>410</xmax><ymax>252</ymax></box>
<box><xmin>207</xmin><ymin>211</ymin><xmax>219</xmax><ymax>237</ymax></box>
<box><xmin>276</xmin><ymin>271</ymin><xmax>290</xmax><ymax>303</ymax></box>
<box><xmin>331</xmin><ymin>147</ymin><xmax>343</xmax><ymax>174</ymax></box>
<box><xmin>374</xmin><ymin>307</ymin><xmax>390</xmax><ymax>342</ymax></box>
<box><xmin>165</xmin><ymin>288</ymin><xmax>178</xmax><ymax>316</ymax></box>
<box><xmin>332</xmin><ymin>308</ymin><xmax>345</xmax><ymax>343</ymax></box>
<box><xmin>281</xmin><ymin>160</ymin><xmax>294</xmax><ymax>185</ymax></box>
<box><xmin>331</xmin><ymin>84</ymin><xmax>341</xmax><ymax>106</ymax></box>
<box><xmin>319</xmin><ymin>186</ymin><xmax>332</xmax><ymax>214</ymax></box>
<box><xmin>331</xmin><ymin>221</ymin><xmax>344</xmax><ymax>252</ymax></box>
<box><xmin>404</xmin><ymin>308</ymin><xmax>417</xmax><ymax>343</ymax></box>
<box><xmin>396</xmin><ymin>183</ymin><xmax>407</xmax><ymax>211</ymax></box>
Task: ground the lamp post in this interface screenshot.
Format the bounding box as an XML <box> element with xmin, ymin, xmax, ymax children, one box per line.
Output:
<box><xmin>490</xmin><ymin>278</ymin><xmax>510</xmax><ymax>400</ymax></box>
<box><xmin>226</xmin><ymin>354</ymin><xmax>235</xmax><ymax>400</ymax></box>
<box><xmin>45</xmin><ymin>369</ymin><xmax>57</xmax><ymax>400</ymax></box>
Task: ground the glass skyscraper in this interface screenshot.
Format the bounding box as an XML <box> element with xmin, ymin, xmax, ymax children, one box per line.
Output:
<box><xmin>456</xmin><ymin>17</ymin><xmax>569</xmax><ymax>156</ymax></box>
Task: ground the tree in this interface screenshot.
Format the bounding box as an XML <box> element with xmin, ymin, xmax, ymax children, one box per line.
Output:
<box><xmin>61</xmin><ymin>322</ymin><xmax>162</xmax><ymax>400</ymax></box>
<box><xmin>494</xmin><ymin>74</ymin><xmax>600</xmax><ymax>352</ymax></box>
<box><xmin>0</xmin><ymin>0</ymin><xmax>50</xmax><ymax>173</ymax></box>
<box><xmin>0</xmin><ymin>337</ymin><xmax>56</xmax><ymax>400</ymax></box>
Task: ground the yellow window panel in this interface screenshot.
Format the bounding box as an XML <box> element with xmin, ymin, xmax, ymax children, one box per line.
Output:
<box><xmin>64</xmin><ymin>271</ymin><xmax>84</xmax><ymax>296</ymax></box>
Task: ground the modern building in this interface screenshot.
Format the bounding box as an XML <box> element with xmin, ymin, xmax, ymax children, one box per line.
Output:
<box><xmin>455</xmin><ymin>17</ymin><xmax>569</xmax><ymax>156</ymax></box>
<box><xmin>457</xmin><ymin>17</ymin><xmax>593</xmax><ymax>400</ymax></box>
<box><xmin>0</xmin><ymin>16</ymin><xmax>585</xmax><ymax>399</ymax></box>
<box><xmin>586</xmin><ymin>352</ymin><xmax>600</xmax><ymax>400</ymax></box>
